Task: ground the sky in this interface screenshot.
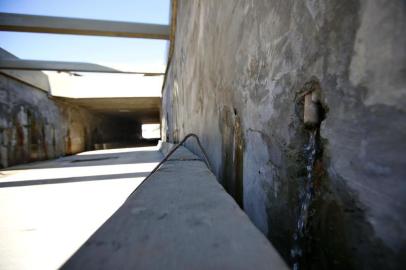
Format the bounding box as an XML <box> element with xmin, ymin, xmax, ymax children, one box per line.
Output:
<box><xmin>0</xmin><ymin>0</ymin><xmax>170</xmax><ymax>97</ymax></box>
<box><xmin>0</xmin><ymin>0</ymin><xmax>170</xmax><ymax>71</ymax></box>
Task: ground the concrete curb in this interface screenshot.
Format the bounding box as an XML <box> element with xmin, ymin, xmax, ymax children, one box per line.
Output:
<box><xmin>63</xmin><ymin>141</ymin><xmax>288</xmax><ymax>270</ymax></box>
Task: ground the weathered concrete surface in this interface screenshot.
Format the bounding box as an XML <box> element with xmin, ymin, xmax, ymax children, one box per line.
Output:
<box><xmin>0</xmin><ymin>146</ymin><xmax>162</xmax><ymax>270</ymax></box>
<box><xmin>162</xmin><ymin>1</ymin><xmax>406</xmax><ymax>269</ymax></box>
<box><xmin>62</xmin><ymin>143</ymin><xmax>288</xmax><ymax>270</ymax></box>
<box><xmin>0</xmin><ymin>64</ymin><xmax>161</xmax><ymax>168</ymax></box>
<box><xmin>0</xmin><ymin>73</ymin><xmax>106</xmax><ymax>168</ymax></box>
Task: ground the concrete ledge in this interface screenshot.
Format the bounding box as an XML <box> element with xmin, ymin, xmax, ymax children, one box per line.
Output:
<box><xmin>62</xmin><ymin>142</ymin><xmax>288</xmax><ymax>269</ymax></box>
<box><xmin>0</xmin><ymin>48</ymin><xmax>50</xmax><ymax>92</ymax></box>
<box><xmin>158</xmin><ymin>141</ymin><xmax>197</xmax><ymax>160</ymax></box>
<box><xmin>157</xmin><ymin>140</ymin><xmax>174</xmax><ymax>156</ymax></box>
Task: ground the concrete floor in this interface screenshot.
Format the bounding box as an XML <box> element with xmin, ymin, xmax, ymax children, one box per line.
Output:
<box><xmin>0</xmin><ymin>146</ymin><xmax>162</xmax><ymax>270</ymax></box>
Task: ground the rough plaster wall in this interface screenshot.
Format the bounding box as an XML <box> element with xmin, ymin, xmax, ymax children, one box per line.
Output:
<box><xmin>162</xmin><ymin>0</ymin><xmax>406</xmax><ymax>269</ymax></box>
<box><xmin>0</xmin><ymin>74</ymin><xmax>102</xmax><ymax>168</ymax></box>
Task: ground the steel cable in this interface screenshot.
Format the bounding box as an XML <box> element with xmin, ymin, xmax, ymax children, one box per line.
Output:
<box><xmin>126</xmin><ymin>133</ymin><xmax>211</xmax><ymax>200</ymax></box>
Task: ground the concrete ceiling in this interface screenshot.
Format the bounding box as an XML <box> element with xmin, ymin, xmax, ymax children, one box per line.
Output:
<box><xmin>55</xmin><ymin>97</ymin><xmax>161</xmax><ymax>123</ymax></box>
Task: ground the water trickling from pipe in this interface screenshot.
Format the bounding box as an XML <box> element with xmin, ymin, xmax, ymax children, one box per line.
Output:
<box><xmin>291</xmin><ymin>130</ymin><xmax>317</xmax><ymax>270</ymax></box>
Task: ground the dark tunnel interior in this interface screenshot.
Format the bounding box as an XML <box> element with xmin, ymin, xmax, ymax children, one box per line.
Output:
<box><xmin>91</xmin><ymin>112</ymin><xmax>160</xmax><ymax>149</ymax></box>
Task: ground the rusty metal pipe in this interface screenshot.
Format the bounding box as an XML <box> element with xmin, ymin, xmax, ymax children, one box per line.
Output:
<box><xmin>303</xmin><ymin>87</ymin><xmax>320</xmax><ymax>128</ymax></box>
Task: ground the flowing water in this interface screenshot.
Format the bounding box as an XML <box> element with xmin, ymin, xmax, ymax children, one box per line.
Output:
<box><xmin>291</xmin><ymin>130</ymin><xmax>317</xmax><ymax>270</ymax></box>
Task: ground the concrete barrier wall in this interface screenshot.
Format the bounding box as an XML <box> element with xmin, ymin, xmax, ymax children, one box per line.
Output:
<box><xmin>0</xmin><ymin>73</ymin><xmax>102</xmax><ymax>168</ymax></box>
<box><xmin>162</xmin><ymin>1</ymin><xmax>406</xmax><ymax>269</ymax></box>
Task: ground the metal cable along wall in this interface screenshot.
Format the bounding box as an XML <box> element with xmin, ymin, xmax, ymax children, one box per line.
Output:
<box><xmin>126</xmin><ymin>133</ymin><xmax>212</xmax><ymax>201</ymax></box>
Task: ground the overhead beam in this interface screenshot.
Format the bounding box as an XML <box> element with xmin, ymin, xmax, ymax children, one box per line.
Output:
<box><xmin>0</xmin><ymin>59</ymin><xmax>165</xmax><ymax>76</ymax></box>
<box><xmin>0</xmin><ymin>48</ymin><xmax>51</xmax><ymax>92</ymax></box>
<box><xmin>0</xmin><ymin>12</ymin><xmax>170</xmax><ymax>40</ymax></box>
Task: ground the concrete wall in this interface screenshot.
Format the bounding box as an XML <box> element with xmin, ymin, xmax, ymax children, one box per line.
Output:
<box><xmin>162</xmin><ymin>1</ymin><xmax>406</xmax><ymax>269</ymax></box>
<box><xmin>0</xmin><ymin>73</ymin><xmax>103</xmax><ymax>168</ymax></box>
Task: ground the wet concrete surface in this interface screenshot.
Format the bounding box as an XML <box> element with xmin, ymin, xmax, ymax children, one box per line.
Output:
<box><xmin>0</xmin><ymin>146</ymin><xmax>162</xmax><ymax>270</ymax></box>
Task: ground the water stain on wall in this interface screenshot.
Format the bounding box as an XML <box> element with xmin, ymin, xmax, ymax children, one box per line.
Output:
<box><xmin>219</xmin><ymin>105</ymin><xmax>244</xmax><ymax>207</ymax></box>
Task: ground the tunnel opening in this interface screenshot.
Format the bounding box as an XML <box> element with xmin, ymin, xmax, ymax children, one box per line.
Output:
<box><xmin>55</xmin><ymin>96</ymin><xmax>162</xmax><ymax>152</ymax></box>
<box><xmin>142</xmin><ymin>123</ymin><xmax>161</xmax><ymax>139</ymax></box>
